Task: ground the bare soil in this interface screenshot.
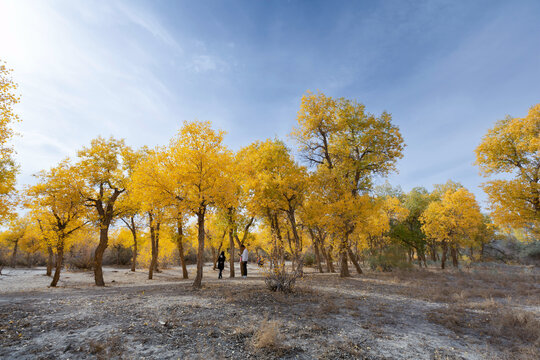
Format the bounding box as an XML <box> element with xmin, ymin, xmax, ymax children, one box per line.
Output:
<box><xmin>0</xmin><ymin>263</ymin><xmax>539</xmax><ymax>359</ymax></box>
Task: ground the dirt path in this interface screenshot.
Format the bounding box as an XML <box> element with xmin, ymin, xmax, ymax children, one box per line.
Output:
<box><xmin>1</xmin><ymin>264</ymin><xmax>538</xmax><ymax>359</ymax></box>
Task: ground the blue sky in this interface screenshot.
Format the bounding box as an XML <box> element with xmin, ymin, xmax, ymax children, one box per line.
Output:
<box><xmin>1</xmin><ymin>0</ymin><xmax>539</xmax><ymax>206</ymax></box>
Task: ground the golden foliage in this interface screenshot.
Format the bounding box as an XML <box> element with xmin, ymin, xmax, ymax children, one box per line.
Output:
<box><xmin>421</xmin><ymin>187</ymin><xmax>483</xmax><ymax>248</ymax></box>
<box><xmin>0</xmin><ymin>60</ymin><xmax>21</xmax><ymax>221</ymax></box>
<box><xmin>475</xmin><ymin>104</ymin><xmax>540</xmax><ymax>237</ymax></box>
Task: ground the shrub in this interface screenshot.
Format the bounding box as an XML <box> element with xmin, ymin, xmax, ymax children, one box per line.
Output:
<box><xmin>519</xmin><ymin>241</ymin><xmax>540</xmax><ymax>261</ymax></box>
<box><xmin>367</xmin><ymin>245</ymin><xmax>412</xmax><ymax>272</ymax></box>
<box><xmin>103</xmin><ymin>245</ymin><xmax>132</xmax><ymax>266</ymax></box>
<box><xmin>66</xmin><ymin>243</ymin><xmax>94</xmax><ymax>269</ymax></box>
<box><xmin>264</xmin><ymin>267</ymin><xmax>298</xmax><ymax>293</ymax></box>
<box><xmin>303</xmin><ymin>252</ymin><xmax>315</xmax><ymax>267</ymax></box>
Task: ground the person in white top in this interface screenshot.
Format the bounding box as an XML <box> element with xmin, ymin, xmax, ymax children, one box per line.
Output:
<box><xmin>240</xmin><ymin>245</ymin><xmax>248</xmax><ymax>278</ymax></box>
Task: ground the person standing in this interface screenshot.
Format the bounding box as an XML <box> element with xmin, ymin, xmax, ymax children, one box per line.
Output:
<box><xmin>217</xmin><ymin>251</ymin><xmax>226</xmax><ymax>279</ymax></box>
<box><xmin>240</xmin><ymin>245</ymin><xmax>248</xmax><ymax>278</ymax></box>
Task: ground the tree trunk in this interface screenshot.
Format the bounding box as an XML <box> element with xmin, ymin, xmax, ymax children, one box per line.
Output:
<box><xmin>212</xmin><ymin>247</ymin><xmax>217</xmax><ymax>270</ymax></box>
<box><xmin>130</xmin><ymin>219</ymin><xmax>137</xmax><ymax>272</ymax></box>
<box><xmin>441</xmin><ymin>241</ymin><xmax>447</xmax><ymax>269</ymax></box>
<box><xmin>286</xmin><ymin>230</ymin><xmax>295</xmax><ymax>270</ymax></box>
<box><xmin>93</xmin><ymin>224</ymin><xmax>110</xmax><ymax>286</ymax></box>
<box><xmin>347</xmin><ymin>247</ymin><xmax>363</xmax><ymax>274</ymax></box>
<box><xmin>418</xmin><ymin>250</ymin><xmax>427</xmax><ymax>268</ymax></box>
<box><xmin>451</xmin><ymin>246</ymin><xmax>459</xmax><ymax>268</ymax></box>
<box><xmin>286</xmin><ymin>208</ymin><xmax>303</xmax><ymax>275</ymax></box>
<box><xmin>148</xmin><ymin>212</ymin><xmax>158</xmax><ymax>280</ymax></box>
<box><xmin>229</xmin><ymin>227</ymin><xmax>235</xmax><ymax>278</ymax></box>
<box><xmin>339</xmin><ymin>249</ymin><xmax>350</xmax><ymax>277</ymax></box>
<box><xmin>267</xmin><ymin>211</ymin><xmax>285</xmax><ymax>270</ymax></box>
<box><xmin>322</xmin><ymin>246</ymin><xmax>335</xmax><ymax>273</ymax></box>
<box><xmin>422</xmin><ymin>252</ymin><xmax>428</xmax><ymax>268</ymax></box>
<box><xmin>46</xmin><ymin>246</ymin><xmax>54</xmax><ymax>276</ymax></box>
<box><xmin>176</xmin><ymin>221</ymin><xmax>188</xmax><ymax>279</ymax></box>
<box><xmin>153</xmin><ymin>227</ymin><xmax>161</xmax><ymax>273</ymax></box>
<box><xmin>310</xmin><ymin>230</ymin><xmax>324</xmax><ymax>273</ymax></box>
<box><xmin>92</xmin><ymin>188</ymin><xmax>122</xmax><ymax>287</ymax></box>
<box><xmin>430</xmin><ymin>243</ymin><xmax>438</xmax><ymax>262</ymax></box>
<box><xmin>234</xmin><ymin>215</ymin><xmax>254</xmax><ymax>249</ymax></box>
<box><xmin>10</xmin><ymin>238</ymin><xmax>19</xmax><ymax>268</ymax></box>
<box><xmin>192</xmin><ymin>208</ymin><xmax>206</xmax><ymax>289</ymax></box>
<box><xmin>50</xmin><ymin>245</ymin><xmax>64</xmax><ymax>287</ymax></box>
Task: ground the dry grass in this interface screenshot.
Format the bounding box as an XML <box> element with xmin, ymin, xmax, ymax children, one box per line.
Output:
<box><xmin>428</xmin><ymin>303</ymin><xmax>540</xmax><ymax>357</ymax></box>
<box><xmin>318</xmin><ymin>297</ymin><xmax>340</xmax><ymax>315</ymax></box>
<box><xmin>491</xmin><ymin>309</ymin><xmax>540</xmax><ymax>345</ymax></box>
<box><xmin>361</xmin><ymin>265</ymin><xmax>540</xmax><ymax>307</ymax></box>
<box><xmin>427</xmin><ymin>304</ymin><xmax>468</xmax><ymax>333</ymax></box>
<box><xmin>343</xmin><ymin>298</ymin><xmax>358</xmax><ymax>311</ymax></box>
<box><xmin>468</xmin><ymin>297</ymin><xmax>501</xmax><ymax>311</ymax></box>
<box><xmin>88</xmin><ymin>335</ymin><xmax>125</xmax><ymax>360</ymax></box>
<box><xmin>252</xmin><ymin>319</ymin><xmax>283</xmax><ymax>350</ymax></box>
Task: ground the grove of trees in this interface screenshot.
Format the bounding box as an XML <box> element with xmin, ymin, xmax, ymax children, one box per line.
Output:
<box><xmin>1</xmin><ymin>60</ymin><xmax>538</xmax><ymax>289</ymax></box>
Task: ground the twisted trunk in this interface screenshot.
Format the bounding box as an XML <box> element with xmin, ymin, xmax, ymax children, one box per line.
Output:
<box><xmin>339</xmin><ymin>249</ymin><xmax>350</xmax><ymax>277</ymax></box>
<box><xmin>93</xmin><ymin>224</ymin><xmax>110</xmax><ymax>286</ymax></box>
<box><xmin>92</xmin><ymin>187</ymin><xmax>123</xmax><ymax>286</ymax></box>
<box><xmin>347</xmin><ymin>246</ymin><xmax>363</xmax><ymax>274</ymax></box>
<box><xmin>50</xmin><ymin>243</ymin><xmax>64</xmax><ymax>287</ymax></box>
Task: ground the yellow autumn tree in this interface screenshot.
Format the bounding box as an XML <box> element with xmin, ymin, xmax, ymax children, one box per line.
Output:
<box><xmin>204</xmin><ymin>212</ymin><xmax>227</xmax><ymax>271</ymax></box>
<box><xmin>0</xmin><ymin>215</ymin><xmax>29</xmax><ymax>268</ymax></box>
<box><xmin>215</xmin><ymin>150</ymin><xmax>255</xmax><ymax>278</ymax></box>
<box><xmin>238</xmin><ymin>139</ymin><xmax>308</xmax><ymax>273</ymax></box>
<box><xmin>475</xmin><ymin>104</ymin><xmax>540</xmax><ymax>239</ymax></box>
<box><xmin>17</xmin><ymin>224</ymin><xmax>45</xmax><ymax>267</ymax></box>
<box><xmin>130</xmin><ymin>148</ymin><xmax>174</xmax><ymax>279</ymax></box>
<box><xmin>117</xmin><ymin>147</ymin><xmax>148</xmax><ymax>272</ymax></box>
<box><xmin>0</xmin><ymin>60</ymin><xmax>21</xmax><ymax>221</ymax></box>
<box><xmin>421</xmin><ymin>187</ymin><xmax>483</xmax><ymax>269</ymax></box>
<box><xmin>292</xmin><ymin>91</ymin><xmax>404</xmax><ymax>277</ymax></box>
<box><xmin>75</xmin><ymin>137</ymin><xmax>135</xmax><ymax>286</ymax></box>
<box><xmin>302</xmin><ymin>172</ymin><xmax>333</xmax><ymax>273</ymax></box>
<box><xmin>25</xmin><ymin>160</ymin><xmax>88</xmax><ymax>286</ymax></box>
<box><xmin>130</xmin><ymin>147</ymin><xmax>191</xmax><ymax>279</ymax></box>
<box><xmin>168</xmin><ymin>121</ymin><xmax>232</xmax><ymax>288</ymax></box>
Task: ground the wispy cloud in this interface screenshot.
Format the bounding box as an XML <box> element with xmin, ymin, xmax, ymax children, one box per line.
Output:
<box><xmin>115</xmin><ymin>1</ymin><xmax>182</xmax><ymax>54</ymax></box>
<box><xmin>1</xmin><ymin>0</ymin><xmax>539</xmax><ymax>202</ymax></box>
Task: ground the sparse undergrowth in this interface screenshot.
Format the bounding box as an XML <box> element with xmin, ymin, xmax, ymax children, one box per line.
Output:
<box><xmin>428</xmin><ymin>305</ymin><xmax>540</xmax><ymax>359</ymax></box>
<box><xmin>0</xmin><ymin>264</ymin><xmax>538</xmax><ymax>359</ymax></box>
<box><xmin>264</xmin><ymin>268</ymin><xmax>298</xmax><ymax>293</ymax></box>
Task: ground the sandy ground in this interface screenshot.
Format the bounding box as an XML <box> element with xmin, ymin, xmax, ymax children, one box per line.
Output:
<box><xmin>0</xmin><ymin>263</ymin><xmax>539</xmax><ymax>359</ymax></box>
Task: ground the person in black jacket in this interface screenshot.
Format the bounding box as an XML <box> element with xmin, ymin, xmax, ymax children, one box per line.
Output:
<box><xmin>217</xmin><ymin>251</ymin><xmax>226</xmax><ymax>279</ymax></box>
